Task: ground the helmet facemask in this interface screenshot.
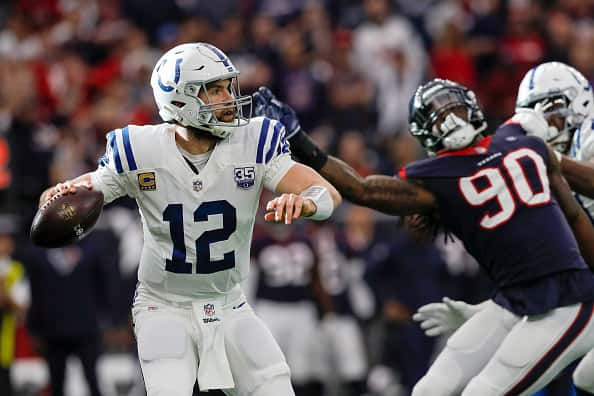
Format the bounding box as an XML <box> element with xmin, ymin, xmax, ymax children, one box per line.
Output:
<box><xmin>180</xmin><ymin>76</ymin><xmax>252</xmax><ymax>138</ymax></box>
<box><xmin>410</xmin><ymin>81</ymin><xmax>487</xmax><ymax>154</ymax></box>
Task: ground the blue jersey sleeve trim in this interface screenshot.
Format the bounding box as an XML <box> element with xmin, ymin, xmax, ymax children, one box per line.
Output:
<box><xmin>265</xmin><ymin>121</ymin><xmax>282</xmax><ymax>164</ymax></box>
<box><xmin>107</xmin><ymin>130</ymin><xmax>124</xmax><ymax>174</ymax></box>
<box><xmin>122</xmin><ymin>126</ymin><xmax>137</xmax><ymax>171</ymax></box>
<box><xmin>256</xmin><ymin>118</ymin><xmax>270</xmax><ymax>164</ymax></box>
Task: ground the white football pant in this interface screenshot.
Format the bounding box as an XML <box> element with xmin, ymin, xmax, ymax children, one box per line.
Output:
<box><xmin>412</xmin><ymin>300</ymin><xmax>594</xmax><ymax>396</ymax></box>
<box><xmin>133</xmin><ymin>286</ymin><xmax>294</xmax><ymax>396</ymax></box>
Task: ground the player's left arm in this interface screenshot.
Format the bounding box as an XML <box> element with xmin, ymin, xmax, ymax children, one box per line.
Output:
<box><xmin>548</xmin><ymin>146</ymin><xmax>594</xmax><ymax>268</ymax></box>
<box><xmin>265</xmin><ymin>163</ymin><xmax>342</xmax><ymax>224</ymax></box>
<box><xmin>559</xmin><ymin>155</ymin><xmax>594</xmax><ymax>199</ymax></box>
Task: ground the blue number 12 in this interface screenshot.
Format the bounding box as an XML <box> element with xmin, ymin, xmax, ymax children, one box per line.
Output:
<box><xmin>163</xmin><ymin>200</ymin><xmax>237</xmax><ymax>274</ymax></box>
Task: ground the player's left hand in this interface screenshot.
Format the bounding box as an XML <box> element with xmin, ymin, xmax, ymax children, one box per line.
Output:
<box><xmin>412</xmin><ymin>297</ymin><xmax>480</xmax><ymax>337</ymax></box>
<box><xmin>511</xmin><ymin>102</ymin><xmax>559</xmax><ymax>142</ymax></box>
<box><xmin>264</xmin><ymin>193</ymin><xmax>316</xmax><ymax>224</ymax></box>
<box><xmin>252</xmin><ymin>87</ymin><xmax>301</xmax><ymax>139</ymax></box>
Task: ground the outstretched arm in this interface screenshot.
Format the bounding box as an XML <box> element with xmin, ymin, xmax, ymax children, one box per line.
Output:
<box><xmin>252</xmin><ymin>86</ymin><xmax>437</xmax><ymax>216</ymax></box>
<box><xmin>319</xmin><ymin>154</ymin><xmax>437</xmax><ymax>216</ymax></box>
<box><xmin>548</xmin><ymin>147</ymin><xmax>594</xmax><ymax>268</ymax></box>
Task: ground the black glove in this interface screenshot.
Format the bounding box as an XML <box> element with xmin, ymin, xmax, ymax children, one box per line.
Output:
<box><xmin>252</xmin><ymin>87</ymin><xmax>301</xmax><ymax>139</ymax></box>
<box><xmin>252</xmin><ymin>86</ymin><xmax>328</xmax><ymax>170</ymax></box>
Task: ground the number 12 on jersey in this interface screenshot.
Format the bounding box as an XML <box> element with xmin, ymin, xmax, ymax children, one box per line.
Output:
<box><xmin>459</xmin><ymin>148</ymin><xmax>550</xmax><ymax>229</ymax></box>
<box><xmin>163</xmin><ymin>200</ymin><xmax>237</xmax><ymax>274</ymax></box>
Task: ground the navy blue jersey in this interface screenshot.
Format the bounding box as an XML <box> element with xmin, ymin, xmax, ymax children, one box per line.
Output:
<box><xmin>401</xmin><ymin>124</ymin><xmax>594</xmax><ymax>314</ymax></box>
<box><xmin>252</xmin><ymin>235</ymin><xmax>317</xmax><ymax>303</ymax></box>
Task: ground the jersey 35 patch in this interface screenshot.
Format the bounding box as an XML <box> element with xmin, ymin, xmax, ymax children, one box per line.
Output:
<box><xmin>234</xmin><ymin>166</ymin><xmax>255</xmax><ymax>189</ymax></box>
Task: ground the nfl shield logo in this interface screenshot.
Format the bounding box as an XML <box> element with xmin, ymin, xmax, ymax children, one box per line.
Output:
<box><xmin>234</xmin><ymin>167</ymin><xmax>255</xmax><ymax>189</ymax></box>
<box><xmin>192</xmin><ymin>179</ymin><xmax>203</xmax><ymax>192</ymax></box>
<box><xmin>204</xmin><ymin>303</ymin><xmax>215</xmax><ymax>317</ymax></box>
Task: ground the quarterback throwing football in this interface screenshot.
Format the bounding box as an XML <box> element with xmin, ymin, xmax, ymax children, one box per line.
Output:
<box><xmin>39</xmin><ymin>43</ymin><xmax>341</xmax><ymax>396</ymax></box>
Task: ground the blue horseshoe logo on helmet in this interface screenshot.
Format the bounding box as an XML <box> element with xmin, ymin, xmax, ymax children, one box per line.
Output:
<box><xmin>157</xmin><ymin>58</ymin><xmax>183</xmax><ymax>92</ymax></box>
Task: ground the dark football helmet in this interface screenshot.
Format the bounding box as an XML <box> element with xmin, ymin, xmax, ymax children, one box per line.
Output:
<box><xmin>409</xmin><ymin>79</ymin><xmax>487</xmax><ymax>154</ymax></box>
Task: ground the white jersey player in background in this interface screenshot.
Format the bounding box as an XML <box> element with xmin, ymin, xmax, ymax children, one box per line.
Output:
<box><xmin>38</xmin><ymin>42</ymin><xmax>341</xmax><ymax>396</ymax></box>
<box><xmin>413</xmin><ymin>61</ymin><xmax>594</xmax><ymax>395</ymax></box>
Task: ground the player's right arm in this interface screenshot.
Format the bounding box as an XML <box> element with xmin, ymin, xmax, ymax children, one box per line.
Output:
<box><xmin>38</xmin><ymin>129</ymin><xmax>133</xmax><ymax>208</ymax></box>
<box><xmin>547</xmin><ymin>145</ymin><xmax>594</xmax><ymax>268</ymax></box>
<box><xmin>38</xmin><ymin>173</ymin><xmax>94</xmax><ymax>208</ymax></box>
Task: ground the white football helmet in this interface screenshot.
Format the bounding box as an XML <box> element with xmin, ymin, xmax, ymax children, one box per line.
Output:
<box><xmin>150</xmin><ymin>43</ymin><xmax>252</xmax><ymax>139</ymax></box>
<box><xmin>516</xmin><ymin>62</ymin><xmax>594</xmax><ymax>152</ymax></box>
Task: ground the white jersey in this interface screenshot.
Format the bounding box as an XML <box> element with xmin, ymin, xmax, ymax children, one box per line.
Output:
<box><xmin>570</xmin><ymin>115</ymin><xmax>594</xmax><ymax>220</ymax></box>
<box><xmin>91</xmin><ymin>116</ymin><xmax>294</xmax><ymax>299</ymax></box>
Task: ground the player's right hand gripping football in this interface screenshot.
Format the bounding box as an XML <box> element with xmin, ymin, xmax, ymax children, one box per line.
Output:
<box><xmin>39</xmin><ymin>175</ymin><xmax>93</xmax><ymax>208</ymax></box>
<box><xmin>264</xmin><ymin>193</ymin><xmax>316</xmax><ymax>224</ymax></box>
<box><xmin>412</xmin><ymin>297</ymin><xmax>481</xmax><ymax>337</ymax></box>
<box><xmin>252</xmin><ymin>87</ymin><xmax>301</xmax><ymax>139</ymax></box>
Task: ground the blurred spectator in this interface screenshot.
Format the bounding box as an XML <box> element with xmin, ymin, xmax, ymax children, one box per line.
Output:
<box><xmin>543</xmin><ymin>9</ymin><xmax>574</xmax><ymax>63</ymax></box>
<box><xmin>326</xmin><ymin>29</ymin><xmax>374</xmax><ymax>133</ymax></box>
<box><xmin>313</xmin><ymin>206</ymin><xmax>382</xmax><ymax>396</ymax></box>
<box><xmin>464</xmin><ymin>0</ymin><xmax>506</xmax><ymax>76</ymax></box>
<box><xmin>430</xmin><ymin>19</ymin><xmax>477</xmax><ymax>89</ymax></box>
<box><xmin>0</xmin><ymin>215</ymin><xmax>30</xmax><ymax>396</ymax></box>
<box><xmin>336</xmin><ymin>130</ymin><xmax>376</xmax><ymax>177</ymax></box>
<box><xmin>21</xmin><ymin>227</ymin><xmax>120</xmax><ymax>396</ymax></box>
<box><xmin>352</xmin><ymin>0</ymin><xmax>426</xmax><ymax>136</ymax></box>
<box><xmin>569</xmin><ymin>26</ymin><xmax>594</xmax><ymax>83</ymax></box>
<box><xmin>276</xmin><ymin>28</ymin><xmax>328</xmax><ymax>131</ymax></box>
<box><xmin>218</xmin><ymin>16</ymin><xmax>275</xmax><ymax>93</ymax></box>
<box><xmin>365</xmin><ymin>216</ymin><xmax>446</xmax><ymax>395</ymax></box>
<box><xmin>251</xmin><ymin>221</ymin><xmax>332</xmax><ymax>396</ymax></box>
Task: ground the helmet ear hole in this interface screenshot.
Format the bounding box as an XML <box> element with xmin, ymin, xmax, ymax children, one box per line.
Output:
<box><xmin>171</xmin><ymin>101</ymin><xmax>186</xmax><ymax>108</ymax></box>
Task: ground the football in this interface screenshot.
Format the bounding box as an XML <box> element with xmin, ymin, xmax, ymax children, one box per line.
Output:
<box><xmin>30</xmin><ymin>187</ymin><xmax>104</xmax><ymax>248</ymax></box>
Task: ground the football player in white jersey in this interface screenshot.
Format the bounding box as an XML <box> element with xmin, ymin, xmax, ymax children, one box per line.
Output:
<box><xmin>413</xmin><ymin>61</ymin><xmax>594</xmax><ymax>396</ymax></box>
<box><xmin>38</xmin><ymin>42</ymin><xmax>342</xmax><ymax>396</ymax></box>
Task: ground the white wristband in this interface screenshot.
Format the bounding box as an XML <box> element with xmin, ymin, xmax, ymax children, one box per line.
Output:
<box><xmin>300</xmin><ymin>186</ymin><xmax>334</xmax><ymax>221</ymax></box>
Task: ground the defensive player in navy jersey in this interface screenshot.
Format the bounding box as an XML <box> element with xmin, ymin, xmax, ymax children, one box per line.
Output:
<box><xmin>252</xmin><ymin>80</ymin><xmax>594</xmax><ymax>395</ymax></box>
<box><xmin>412</xmin><ymin>62</ymin><xmax>594</xmax><ymax>396</ymax></box>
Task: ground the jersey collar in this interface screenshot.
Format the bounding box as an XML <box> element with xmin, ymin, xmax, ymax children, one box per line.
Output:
<box><xmin>436</xmin><ymin>135</ymin><xmax>492</xmax><ymax>157</ymax></box>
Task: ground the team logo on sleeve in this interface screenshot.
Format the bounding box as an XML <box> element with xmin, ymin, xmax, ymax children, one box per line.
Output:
<box><xmin>234</xmin><ymin>166</ymin><xmax>255</xmax><ymax>189</ymax></box>
<box><xmin>138</xmin><ymin>172</ymin><xmax>156</xmax><ymax>191</ymax></box>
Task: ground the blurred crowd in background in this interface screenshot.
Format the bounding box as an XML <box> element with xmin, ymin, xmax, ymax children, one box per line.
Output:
<box><xmin>0</xmin><ymin>0</ymin><xmax>593</xmax><ymax>395</ymax></box>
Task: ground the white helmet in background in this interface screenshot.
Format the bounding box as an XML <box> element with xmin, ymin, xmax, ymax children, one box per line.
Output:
<box><xmin>516</xmin><ymin>62</ymin><xmax>594</xmax><ymax>152</ymax></box>
<box><xmin>150</xmin><ymin>42</ymin><xmax>252</xmax><ymax>139</ymax></box>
